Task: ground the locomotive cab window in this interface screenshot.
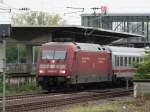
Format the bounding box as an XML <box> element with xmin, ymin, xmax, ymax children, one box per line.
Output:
<box><xmin>54</xmin><ymin>51</ymin><xmax>66</xmax><ymax>59</ymax></box>
<box><xmin>42</xmin><ymin>50</ymin><xmax>54</xmax><ymax>59</ymax></box>
<box><xmin>42</xmin><ymin>50</ymin><xmax>66</xmax><ymax>60</ymax></box>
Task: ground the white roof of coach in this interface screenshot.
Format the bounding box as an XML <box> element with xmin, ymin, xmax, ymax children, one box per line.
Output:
<box><xmin>107</xmin><ymin>46</ymin><xmax>145</xmax><ymax>56</ymax></box>
<box><xmin>76</xmin><ymin>43</ymin><xmax>103</xmax><ymax>51</ymax></box>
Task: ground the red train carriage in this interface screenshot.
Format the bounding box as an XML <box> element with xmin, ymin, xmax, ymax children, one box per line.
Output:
<box><xmin>37</xmin><ymin>42</ymin><xmax>146</xmax><ymax>90</ymax></box>
<box><xmin>37</xmin><ymin>42</ymin><xmax>112</xmax><ymax>90</ymax></box>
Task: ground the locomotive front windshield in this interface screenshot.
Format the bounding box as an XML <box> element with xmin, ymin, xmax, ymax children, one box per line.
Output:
<box><xmin>42</xmin><ymin>50</ymin><xmax>66</xmax><ymax>59</ymax></box>
<box><xmin>42</xmin><ymin>50</ymin><xmax>54</xmax><ymax>59</ymax></box>
<box><xmin>54</xmin><ymin>51</ymin><xmax>66</xmax><ymax>59</ymax></box>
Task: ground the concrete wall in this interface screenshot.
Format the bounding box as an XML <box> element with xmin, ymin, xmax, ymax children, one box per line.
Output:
<box><xmin>134</xmin><ymin>81</ymin><xmax>150</xmax><ymax>97</ymax></box>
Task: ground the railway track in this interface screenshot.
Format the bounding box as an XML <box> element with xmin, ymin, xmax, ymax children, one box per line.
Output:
<box><xmin>0</xmin><ymin>91</ymin><xmax>47</xmax><ymax>101</ymax></box>
<box><xmin>0</xmin><ymin>85</ymin><xmax>125</xmax><ymax>101</ymax></box>
<box><xmin>0</xmin><ymin>87</ymin><xmax>133</xmax><ymax>112</ymax></box>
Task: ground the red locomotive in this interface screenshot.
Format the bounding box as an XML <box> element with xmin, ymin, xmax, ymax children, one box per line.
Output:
<box><xmin>36</xmin><ymin>42</ymin><xmax>145</xmax><ymax>90</ymax></box>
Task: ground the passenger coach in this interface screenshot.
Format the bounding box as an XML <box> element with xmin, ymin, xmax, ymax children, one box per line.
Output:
<box><xmin>107</xmin><ymin>46</ymin><xmax>145</xmax><ymax>80</ymax></box>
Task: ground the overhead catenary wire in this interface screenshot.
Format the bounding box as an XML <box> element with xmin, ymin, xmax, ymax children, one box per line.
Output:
<box><xmin>64</xmin><ymin>6</ymin><xmax>84</xmax><ymax>15</ymax></box>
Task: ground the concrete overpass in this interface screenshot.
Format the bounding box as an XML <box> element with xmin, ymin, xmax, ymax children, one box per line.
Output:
<box><xmin>9</xmin><ymin>25</ymin><xmax>144</xmax><ymax>45</ymax></box>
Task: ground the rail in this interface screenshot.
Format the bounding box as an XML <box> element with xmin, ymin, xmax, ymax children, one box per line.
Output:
<box><xmin>0</xmin><ymin>87</ymin><xmax>133</xmax><ymax>112</ymax></box>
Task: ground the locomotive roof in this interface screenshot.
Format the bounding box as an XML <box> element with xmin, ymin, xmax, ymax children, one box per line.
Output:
<box><xmin>43</xmin><ymin>42</ymin><xmax>106</xmax><ymax>52</ymax></box>
<box><xmin>44</xmin><ymin>42</ymin><xmax>73</xmax><ymax>45</ymax></box>
<box><xmin>42</xmin><ymin>42</ymin><xmax>146</xmax><ymax>56</ymax></box>
<box><xmin>75</xmin><ymin>43</ymin><xmax>106</xmax><ymax>52</ymax></box>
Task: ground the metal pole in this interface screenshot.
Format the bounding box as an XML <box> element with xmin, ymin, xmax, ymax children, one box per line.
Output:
<box><xmin>100</xmin><ymin>14</ymin><xmax>102</xmax><ymax>28</ymax></box>
<box><xmin>32</xmin><ymin>46</ymin><xmax>35</xmax><ymax>64</ymax></box>
<box><xmin>147</xmin><ymin>21</ymin><xmax>149</xmax><ymax>41</ymax></box>
<box><xmin>126</xmin><ymin>79</ymin><xmax>129</xmax><ymax>90</ymax></box>
<box><xmin>1</xmin><ymin>0</ymin><xmax>7</xmax><ymax>111</ymax></box>
<box><xmin>17</xmin><ymin>44</ymin><xmax>20</xmax><ymax>64</ymax></box>
<box><xmin>2</xmin><ymin>39</ymin><xmax>6</xmax><ymax>112</ymax></box>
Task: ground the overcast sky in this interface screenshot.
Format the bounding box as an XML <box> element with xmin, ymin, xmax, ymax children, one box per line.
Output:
<box><xmin>1</xmin><ymin>0</ymin><xmax>150</xmax><ymax>25</ymax></box>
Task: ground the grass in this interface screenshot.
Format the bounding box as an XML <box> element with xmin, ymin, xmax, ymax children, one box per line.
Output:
<box><xmin>67</xmin><ymin>106</ymin><xmax>99</xmax><ymax>112</ymax></box>
<box><xmin>0</xmin><ymin>75</ymin><xmax>42</xmax><ymax>96</ymax></box>
<box><xmin>66</xmin><ymin>97</ymin><xmax>150</xmax><ymax>112</ymax></box>
<box><xmin>67</xmin><ymin>103</ymin><xmax>119</xmax><ymax>112</ymax></box>
<box><xmin>5</xmin><ymin>81</ymin><xmax>42</xmax><ymax>96</ymax></box>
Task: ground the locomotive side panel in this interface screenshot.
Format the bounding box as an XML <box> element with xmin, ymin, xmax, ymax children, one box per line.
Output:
<box><xmin>71</xmin><ymin>51</ymin><xmax>112</xmax><ymax>84</ymax></box>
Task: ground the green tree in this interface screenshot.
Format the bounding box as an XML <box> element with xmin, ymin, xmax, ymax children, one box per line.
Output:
<box><xmin>134</xmin><ymin>53</ymin><xmax>150</xmax><ymax>79</ymax></box>
<box><xmin>11</xmin><ymin>11</ymin><xmax>64</xmax><ymax>25</ymax></box>
<box><xmin>6</xmin><ymin>45</ymin><xmax>17</xmax><ymax>63</ymax></box>
<box><xmin>6</xmin><ymin>45</ymin><xmax>26</xmax><ymax>63</ymax></box>
<box><xmin>8</xmin><ymin>11</ymin><xmax>64</xmax><ymax>63</ymax></box>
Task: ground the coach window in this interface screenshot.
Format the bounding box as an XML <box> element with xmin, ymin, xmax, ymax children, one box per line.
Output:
<box><xmin>116</xmin><ymin>56</ymin><xmax>119</xmax><ymax>67</ymax></box>
<box><xmin>120</xmin><ymin>57</ymin><xmax>123</xmax><ymax>66</ymax></box>
<box><xmin>137</xmin><ymin>57</ymin><xmax>139</xmax><ymax>64</ymax></box>
<box><xmin>136</xmin><ymin>57</ymin><xmax>138</xmax><ymax>63</ymax></box>
<box><xmin>124</xmin><ymin>57</ymin><xmax>127</xmax><ymax>66</ymax></box>
<box><xmin>133</xmin><ymin>57</ymin><xmax>135</xmax><ymax>63</ymax></box>
<box><xmin>140</xmin><ymin>57</ymin><xmax>144</xmax><ymax>63</ymax></box>
<box><xmin>128</xmin><ymin>57</ymin><xmax>131</xmax><ymax>65</ymax></box>
<box><xmin>115</xmin><ymin>56</ymin><xmax>118</xmax><ymax>66</ymax></box>
<box><xmin>115</xmin><ymin>56</ymin><xmax>116</xmax><ymax>66</ymax></box>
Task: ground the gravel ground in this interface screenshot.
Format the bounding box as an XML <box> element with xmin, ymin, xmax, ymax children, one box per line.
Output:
<box><xmin>27</xmin><ymin>96</ymin><xmax>132</xmax><ymax>112</ymax></box>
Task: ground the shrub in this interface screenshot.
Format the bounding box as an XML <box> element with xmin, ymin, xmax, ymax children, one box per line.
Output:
<box><xmin>7</xmin><ymin>81</ymin><xmax>42</xmax><ymax>93</ymax></box>
<box><xmin>134</xmin><ymin>53</ymin><xmax>150</xmax><ymax>80</ymax></box>
<box><xmin>0</xmin><ymin>74</ymin><xmax>2</xmax><ymax>93</ymax></box>
<box><xmin>0</xmin><ymin>75</ymin><xmax>42</xmax><ymax>95</ymax></box>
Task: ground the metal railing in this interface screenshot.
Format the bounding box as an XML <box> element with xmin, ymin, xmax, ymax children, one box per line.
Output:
<box><xmin>6</xmin><ymin>63</ymin><xmax>36</xmax><ymax>75</ymax></box>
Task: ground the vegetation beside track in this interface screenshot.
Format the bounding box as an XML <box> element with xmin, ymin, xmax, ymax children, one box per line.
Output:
<box><xmin>5</xmin><ymin>81</ymin><xmax>42</xmax><ymax>95</ymax></box>
<box><xmin>67</xmin><ymin>96</ymin><xmax>150</xmax><ymax>112</ymax></box>
<box><xmin>134</xmin><ymin>53</ymin><xmax>150</xmax><ymax>80</ymax></box>
<box><xmin>0</xmin><ymin>74</ymin><xmax>42</xmax><ymax>96</ymax></box>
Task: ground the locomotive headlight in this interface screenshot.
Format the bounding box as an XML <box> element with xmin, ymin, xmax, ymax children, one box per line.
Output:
<box><xmin>59</xmin><ymin>70</ymin><xmax>66</xmax><ymax>74</ymax></box>
<box><xmin>51</xmin><ymin>60</ymin><xmax>55</xmax><ymax>64</ymax></box>
<box><xmin>39</xmin><ymin>70</ymin><xmax>45</xmax><ymax>74</ymax></box>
